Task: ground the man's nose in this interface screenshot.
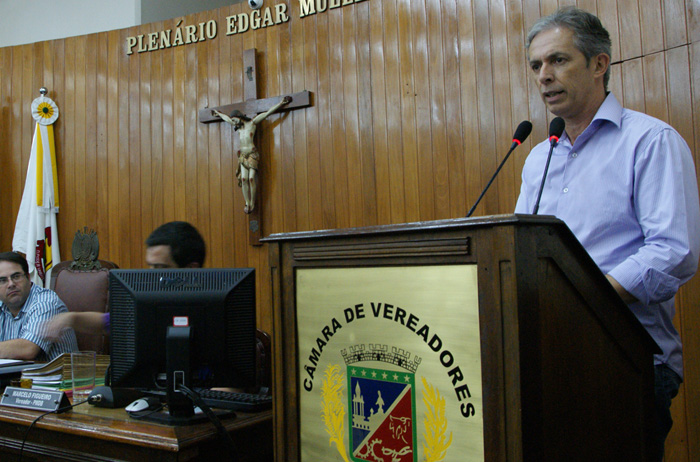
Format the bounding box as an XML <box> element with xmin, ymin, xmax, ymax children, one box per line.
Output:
<box><xmin>537</xmin><ymin>64</ymin><xmax>554</xmax><ymax>84</ymax></box>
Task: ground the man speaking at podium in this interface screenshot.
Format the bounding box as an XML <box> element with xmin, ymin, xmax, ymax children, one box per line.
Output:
<box><xmin>514</xmin><ymin>7</ymin><xmax>700</xmax><ymax>460</ymax></box>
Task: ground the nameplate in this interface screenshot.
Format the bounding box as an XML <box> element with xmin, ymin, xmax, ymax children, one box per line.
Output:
<box><xmin>1</xmin><ymin>387</ymin><xmax>71</xmax><ymax>413</ymax></box>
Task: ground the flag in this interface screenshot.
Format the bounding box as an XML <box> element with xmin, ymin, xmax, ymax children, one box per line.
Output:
<box><xmin>12</xmin><ymin>94</ymin><xmax>61</xmax><ymax>288</ymax></box>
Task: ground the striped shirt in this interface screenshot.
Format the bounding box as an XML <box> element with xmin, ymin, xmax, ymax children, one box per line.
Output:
<box><xmin>0</xmin><ymin>283</ymin><xmax>79</xmax><ymax>361</ymax></box>
<box><xmin>515</xmin><ymin>93</ymin><xmax>700</xmax><ymax>379</ymax></box>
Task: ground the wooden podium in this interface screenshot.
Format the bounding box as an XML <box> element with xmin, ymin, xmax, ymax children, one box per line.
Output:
<box><xmin>264</xmin><ymin>215</ymin><xmax>658</xmax><ymax>461</ymax></box>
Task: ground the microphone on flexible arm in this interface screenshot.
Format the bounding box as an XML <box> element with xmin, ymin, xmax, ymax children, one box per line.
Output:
<box><xmin>466</xmin><ymin>120</ymin><xmax>533</xmax><ymax>217</ymax></box>
<box><xmin>532</xmin><ymin>117</ymin><xmax>565</xmax><ymax>215</ymax></box>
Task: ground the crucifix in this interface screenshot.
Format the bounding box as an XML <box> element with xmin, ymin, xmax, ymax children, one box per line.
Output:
<box><xmin>200</xmin><ymin>48</ymin><xmax>311</xmax><ymax>245</ymax></box>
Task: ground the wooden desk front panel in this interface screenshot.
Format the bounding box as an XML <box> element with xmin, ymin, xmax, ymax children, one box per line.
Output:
<box><xmin>0</xmin><ymin>404</ymin><xmax>272</xmax><ymax>461</ymax></box>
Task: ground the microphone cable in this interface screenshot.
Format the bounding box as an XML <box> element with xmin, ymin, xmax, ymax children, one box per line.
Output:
<box><xmin>19</xmin><ymin>399</ymin><xmax>89</xmax><ymax>462</ymax></box>
<box><xmin>178</xmin><ymin>384</ymin><xmax>241</xmax><ymax>462</ymax></box>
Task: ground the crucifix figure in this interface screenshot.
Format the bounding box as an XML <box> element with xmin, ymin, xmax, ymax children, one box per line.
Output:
<box><xmin>200</xmin><ymin>48</ymin><xmax>310</xmax><ymax>244</ymax></box>
<box><xmin>212</xmin><ymin>95</ymin><xmax>291</xmax><ymax>214</ymax></box>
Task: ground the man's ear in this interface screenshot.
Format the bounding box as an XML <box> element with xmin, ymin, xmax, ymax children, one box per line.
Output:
<box><xmin>593</xmin><ymin>53</ymin><xmax>610</xmax><ymax>79</ymax></box>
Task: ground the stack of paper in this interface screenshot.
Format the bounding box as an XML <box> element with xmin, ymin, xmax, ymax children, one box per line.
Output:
<box><xmin>21</xmin><ymin>353</ymin><xmax>110</xmax><ymax>394</ymax></box>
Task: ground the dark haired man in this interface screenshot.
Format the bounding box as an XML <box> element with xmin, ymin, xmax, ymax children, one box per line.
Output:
<box><xmin>145</xmin><ymin>221</ymin><xmax>206</xmax><ymax>269</ymax></box>
<box><xmin>514</xmin><ymin>7</ymin><xmax>700</xmax><ymax>460</ymax></box>
<box><xmin>0</xmin><ymin>251</ymin><xmax>78</xmax><ymax>360</ymax></box>
<box><xmin>44</xmin><ymin>221</ymin><xmax>206</xmax><ymax>338</ymax></box>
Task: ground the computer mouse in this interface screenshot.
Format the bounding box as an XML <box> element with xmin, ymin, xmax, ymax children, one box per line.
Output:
<box><xmin>125</xmin><ymin>397</ymin><xmax>161</xmax><ymax>413</ymax></box>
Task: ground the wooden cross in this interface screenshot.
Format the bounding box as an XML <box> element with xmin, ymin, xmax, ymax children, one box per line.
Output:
<box><xmin>200</xmin><ymin>48</ymin><xmax>311</xmax><ymax>245</ymax></box>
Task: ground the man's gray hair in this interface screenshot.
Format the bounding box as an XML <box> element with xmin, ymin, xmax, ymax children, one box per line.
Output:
<box><xmin>526</xmin><ymin>7</ymin><xmax>612</xmax><ymax>89</ymax></box>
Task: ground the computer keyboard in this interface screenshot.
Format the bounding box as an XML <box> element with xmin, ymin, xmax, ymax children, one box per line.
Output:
<box><xmin>193</xmin><ymin>388</ymin><xmax>272</xmax><ymax>412</ymax></box>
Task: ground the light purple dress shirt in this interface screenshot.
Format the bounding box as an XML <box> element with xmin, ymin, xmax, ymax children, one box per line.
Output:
<box><xmin>515</xmin><ymin>93</ymin><xmax>700</xmax><ymax>378</ymax></box>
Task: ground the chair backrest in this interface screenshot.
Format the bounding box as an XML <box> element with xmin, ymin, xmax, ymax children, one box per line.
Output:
<box><xmin>255</xmin><ymin>328</ymin><xmax>272</xmax><ymax>395</ymax></box>
<box><xmin>50</xmin><ymin>259</ymin><xmax>118</xmax><ymax>354</ymax></box>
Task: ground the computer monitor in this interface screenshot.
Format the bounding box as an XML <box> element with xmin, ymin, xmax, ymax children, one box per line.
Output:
<box><xmin>108</xmin><ymin>268</ymin><xmax>256</xmax><ymax>422</ymax></box>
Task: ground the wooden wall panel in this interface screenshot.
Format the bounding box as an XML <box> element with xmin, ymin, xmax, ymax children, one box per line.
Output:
<box><xmin>617</xmin><ymin>0</ymin><xmax>643</xmax><ymax>60</ymax></box>
<box><xmin>356</xmin><ymin>3</ymin><xmax>377</xmax><ymax>227</ymax></box>
<box><xmin>369</xmin><ymin>2</ymin><xmax>391</xmax><ymax>223</ymax></box>
<box><xmin>0</xmin><ymin>1</ymin><xmax>697</xmax><ymax>459</ymax></box>
<box><xmin>639</xmin><ymin>0</ymin><xmax>665</xmax><ymax>54</ymax></box>
<box><xmin>0</xmin><ymin>47</ymin><xmax>12</xmax><ymax>241</ymax></box>
<box><xmin>691</xmin><ymin>0</ymin><xmax>700</xmax><ymax>43</ymax></box>
<box><xmin>491</xmin><ymin>0</ymin><xmax>516</xmax><ymax>213</ymax></box>
<box><xmin>457</xmin><ymin>0</ymin><xmax>480</xmax><ymax>218</ymax></box>
<box><xmin>397</xmin><ymin>0</ymin><xmax>419</xmax><ymax>222</ymax></box>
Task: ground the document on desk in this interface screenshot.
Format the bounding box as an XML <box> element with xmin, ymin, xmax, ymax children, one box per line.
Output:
<box><xmin>0</xmin><ymin>359</ymin><xmax>34</xmax><ymax>376</ymax></box>
<box><xmin>0</xmin><ymin>359</ymin><xmax>33</xmax><ymax>368</ymax></box>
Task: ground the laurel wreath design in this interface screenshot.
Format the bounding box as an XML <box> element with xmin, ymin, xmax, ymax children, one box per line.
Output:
<box><xmin>321</xmin><ymin>364</ymin><xmax>350</xmax><ymax>462</ymax></box>
<box><xmin>421</xmin><ymin>376</ymin><xmax>453</xmax><ymax>462</ymax></box>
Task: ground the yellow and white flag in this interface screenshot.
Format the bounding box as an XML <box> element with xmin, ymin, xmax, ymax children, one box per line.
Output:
<box><xmin>12</xmin><ymin>94</ymin><xmax>61</xmax><ymax>288</ymax></box>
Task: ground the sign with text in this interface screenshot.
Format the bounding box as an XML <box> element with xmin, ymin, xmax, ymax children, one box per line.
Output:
<box><xmin>126</xmin><ymin>0</ymin><xmax>368</xmax><ymax>55</ymax></box>
<box><xmin>297</xmin><ymin>265</ymin><xmax>484</xmax><ymax>462</ymax></box>
<box><xmin>1</xmin><ymin>387</ymin><xmax>71</xmax><ymax>412</ymax></box>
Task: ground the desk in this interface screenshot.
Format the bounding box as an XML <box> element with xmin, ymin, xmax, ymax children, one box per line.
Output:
<box><xmin>0</xmin><ymin>402</ymin><xmax>272</xmax><ymax>461</ymax></box>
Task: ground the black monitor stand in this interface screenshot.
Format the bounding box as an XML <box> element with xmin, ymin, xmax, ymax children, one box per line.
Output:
<box><xmin>166</xmin><ymin>325</ymin><xmax>194</xmax><ymax>418</ymax></box>
<box><xmin>135</xmin><ymin>326</ymin><xmax>234</xmax><ymax>425</ymax></box>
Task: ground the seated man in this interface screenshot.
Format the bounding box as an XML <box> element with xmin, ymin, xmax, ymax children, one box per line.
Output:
<box><xmin>143</xmin><ymin>220</ymin><xmax>206</xmax><ymax>269</ymax></box>
<box><xmin>0</xmin><ymin>251</ymin><xmax>78</xmax><ymax>361</ymax></box>
<box><xmin>46</xmin><ymin>222</ymin><xmax>257</xmax><ymax>394</ymax></box>
<box><xmin>44</xmin><ymin>221</ymin><xmax>206</xmax><ymax>338</ymax></box>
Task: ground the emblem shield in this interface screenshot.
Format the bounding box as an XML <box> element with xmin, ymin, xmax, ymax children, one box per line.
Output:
<box><xmin>348</xmin><ymin>365</ymin><xmax>417</xmax><ymax>462</ymax></box>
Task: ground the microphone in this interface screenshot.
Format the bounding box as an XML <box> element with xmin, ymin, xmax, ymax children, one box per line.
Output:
<box><xmin>87</xmin><ymin>386</ymin><xmax>145</xmax><ymax>408</ymax></box>
<box><xmin>466</xmin><ymin>121</ymin><xmax>533</xmax><ymax>217</ymax></box>
<box><xmin>532</xmin><ymin>117</ymin><xmax>565</xmax><ymax>215</ymax></box>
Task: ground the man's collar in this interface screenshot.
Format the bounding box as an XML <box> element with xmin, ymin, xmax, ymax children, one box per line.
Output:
<box><xmin>591</xmin><ymin>92</ymin><xmax>623</xmax><ymax>128</ymax></box>
<box><xmin>556</xmin><ymin>93</ymin><xmax>620</xmax><ymax>147</ymax></box>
